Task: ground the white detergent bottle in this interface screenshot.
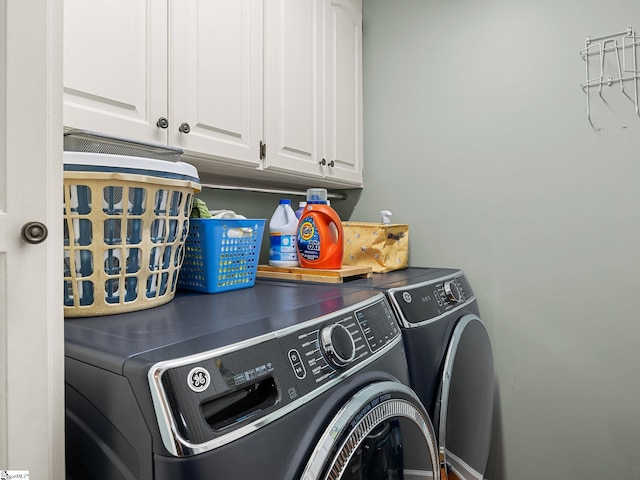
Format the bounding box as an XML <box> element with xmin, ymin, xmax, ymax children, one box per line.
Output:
<box><xmin>269</xmin><ymin>199</ymin><xmax>300</xmax><ymax>267</ymax></box>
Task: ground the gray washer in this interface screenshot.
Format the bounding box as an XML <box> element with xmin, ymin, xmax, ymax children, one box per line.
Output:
<box><xmin>65</xmin><ymin>282</ymin><xmax>440</xmax><ymax>479</ymax></box>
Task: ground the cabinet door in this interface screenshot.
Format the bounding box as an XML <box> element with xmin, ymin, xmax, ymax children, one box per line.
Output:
<box><xmin>63</xmin><ymin>0</ymin><xmax>168</xmax><ymax>144</ymax></box>
<box><xmin>171</xmin><ymin>0</ymin><xmax>262</xmax><ymax>167</ymax></box>
<box><xmin>323</xmin><ymin>0</ymin><xmax>363</xmax><ymax>186</ymax></box>
<box><xmin>264</xmin><ymin>0</ymin><xmax>323</xmax><ymax>178</ymax></box>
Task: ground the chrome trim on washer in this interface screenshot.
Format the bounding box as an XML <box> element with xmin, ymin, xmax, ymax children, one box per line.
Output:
<box><xmin>387</xmin><ymin>271</ymin><xmax>476</xmax><ymax>329</ymax></box>
<box><xmin>301</xmin><ymin>382</ymin><xmax>440</xmax><ymax>480</ymax></box>
<box><xmin>438</xmin><ymin>313</ymin><xmax>494</xmax><ymax>480</ymax></box>
<box><xmin>438</xmin><ymin>314</ymin><xmax>480</xmax><ymax>459</ymax></box>
<box><xmin>320</xmin><ymin>323</ymin><xmax>357</xmax><ymax>368</ymax></box>
<box><xmin>148</xmin><ymin>293</ymin><xmax>403</xmax><ymax>457</ymax></box>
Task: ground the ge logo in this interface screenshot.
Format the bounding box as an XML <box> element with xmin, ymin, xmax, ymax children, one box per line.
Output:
<box><xmin>187</xmin><ymin>367</ymin><xmax>210</xmax><ymax>393</ymax></box>
<box><xmin>402</xmin><ymin>292</ymin><xmax>412</xmax><ymax>303</ymax></box>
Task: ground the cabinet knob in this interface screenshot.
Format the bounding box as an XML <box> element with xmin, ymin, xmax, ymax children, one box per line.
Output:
<box><xmin>178</xmin><ymin>122</ymin><xmax>191</xmax><ymax>134</ymax></box>
<box><xmin>319</xmin><ymin>158</ymin><xmax>327</xmax><ymax>166</ymax></box>
<box><xmin>156</xmin><ymin>117</ymin><xmax>169</xmax><ymax>129</ymax></box>
<box><xmin>328</xmin><ymin>160</ymin><xmax>335</xmax><ymax>168</ymax></box>
<box><xmin>21</xmin><ymin>221</ymin><xmax>48</xmax><ymax>244</ymax></box>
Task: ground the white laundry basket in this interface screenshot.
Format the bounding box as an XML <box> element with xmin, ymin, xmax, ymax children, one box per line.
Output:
<box><xmin>63</xmin><ymin>151</ymin><xmax>200</xmax><ymax>317</ymax></box>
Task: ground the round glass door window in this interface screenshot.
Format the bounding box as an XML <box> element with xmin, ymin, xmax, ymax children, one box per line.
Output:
<box><xmin>302</xmin><ymin>382</ymin><xmax>439</xmax><ymax>480</ymax></box>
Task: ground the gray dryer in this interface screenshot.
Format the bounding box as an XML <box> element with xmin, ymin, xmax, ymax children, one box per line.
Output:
<box><xmin>260</xmin><ymin>267</ymin><xmax>494</xmax><ymax>480</ymax></box>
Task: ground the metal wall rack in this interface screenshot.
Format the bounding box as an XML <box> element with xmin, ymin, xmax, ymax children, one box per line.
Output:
<box><xmin>579</xmin><ymin>26</ymin><xmax>640</xmax><ymax>120</ymax></box>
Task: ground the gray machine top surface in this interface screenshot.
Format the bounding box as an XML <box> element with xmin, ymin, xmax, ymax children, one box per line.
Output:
<box><xmin>262</xmin><ymin>267</ymin><xmax>460</xmax><ymax>290</ymax></box>
<box><xmin>64</xmin><ymin>282</ymin><xmax>379</xmax><ymax>374</ymax></box>
<box><xmin>257</xmin><ymin>267</ymin><xmax>468</xmax><ymax>324</ymax></box>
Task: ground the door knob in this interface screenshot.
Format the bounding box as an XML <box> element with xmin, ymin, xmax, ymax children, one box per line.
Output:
<box><xmin>328</xmin><ymin>160</ymin><xmax>335</xmax><ymax>167</ymax></box>
<box><xmin>156</xmin><ymin>117</ymin><xmax>169</xmax><ymax>129</ymax></box>
<box><xmin>21</xmin><ymin>221</ymin><xmax>48</xmax><ymax>244</ymax></box>
<box><xmin>178</xmin><ymin>122</ymin><xmax>191</xmax><ymax>134</ymax></box>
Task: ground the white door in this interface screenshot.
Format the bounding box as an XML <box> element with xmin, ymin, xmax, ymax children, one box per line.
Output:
<box><xmin>63</xmin><ymin>0</ymin><xmax>168</xmax><ymax>144</ymax></box>
<box><xmin>264</xmin><ymin>0</ymin><xmax>324</xmax><ymax>178</ymax></box>
<box><xmin>1</xmin><ymin>1</ymin><xmax>64</xmax><ymax>478</ymax></box>
<box><xmin>171</xmin><ymin>0</ymin><xmax>263</xmax><ymax>167</ymax></box>
<box><xmin>323</xmin><ymin>0</ymin><xmax>363</xmax><ymax>185</ymax></box>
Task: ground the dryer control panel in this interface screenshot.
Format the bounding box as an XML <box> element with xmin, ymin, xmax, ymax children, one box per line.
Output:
<box><xmin>388</xmin><ymin>272</ymin><xmax>475</xmax><ymax>327</ymax></box>
<box><xmin>148</xmin><ymin>293</ymin><xmax>402</xmax><ymax>457</ymax></box>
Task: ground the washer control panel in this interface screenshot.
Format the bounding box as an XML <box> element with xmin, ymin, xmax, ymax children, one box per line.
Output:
<box><xmin>389</xmin><ymin>272</ymin><xmax>475</xmax><ymax>326</ymax></box>
<box><xmin>148</xmin><ymin>293</ymin><xmax>401</xmax><ymax>456</ymax></box>
<box><xmin>279</xmin><ymin>295</ymin><xmax>399</xmax><ymax>386</ymax></box>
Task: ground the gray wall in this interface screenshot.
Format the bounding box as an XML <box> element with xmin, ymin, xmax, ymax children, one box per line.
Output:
<box><xmin>359</xmin><ymin>1</ymin><xmax>640</xmax><ymax>479</ymax></box>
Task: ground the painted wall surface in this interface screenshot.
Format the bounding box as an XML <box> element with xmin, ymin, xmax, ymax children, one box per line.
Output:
<box><xmin>359</xmin><ymin>0</ymin><xmax>640</xmax><ymax>479</ymax></box>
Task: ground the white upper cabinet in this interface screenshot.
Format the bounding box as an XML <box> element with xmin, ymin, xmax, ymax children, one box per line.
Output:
<box><xmin>263</xmin><ymin>0</ymin><xmax>323</xmax><ymax>179</ymax></box>
<box><xmin>63</xmin><ymin>0</ymin><xmax>169</xmax><ymax>144</ymax></box>
<box><xmin>323</xmin><ymin>0</ymin><xmax>363</xmax><ymax>185</ymax></box>
<box><xmin>63</xmin><ymin>0</ymin><xmax>363</xmax><ymax>188</ymax></box>
<box><xmin>264</xmin><ymin>0</ymin><xmax>363</xmax><ymax>186</ymax></box>
<box><xmin>171</xmin><ymin>0</ymin><xmax>263</xmax><ymax>168</ymax></box>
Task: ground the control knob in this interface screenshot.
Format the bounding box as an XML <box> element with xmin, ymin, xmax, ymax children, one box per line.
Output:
<box><xmin>320</xmin><ymin>324</ymin><xmax>356</xmax><ymax>368</ymax></box>
<box><xmin>444</xmin><ymin>280</ymin><xmax>462</xmax><ymax>303</ymax></box>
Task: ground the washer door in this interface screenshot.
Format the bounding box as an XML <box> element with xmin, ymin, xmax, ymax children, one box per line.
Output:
<box><xmin>436</xmin><ymin>314</ymin><xmax>494</xmax><ymax>480</ymax></box>
<box><xmin>301</xmin><ymin>382</ymin><xmax>440</xmax><ymax>480</ymax></box>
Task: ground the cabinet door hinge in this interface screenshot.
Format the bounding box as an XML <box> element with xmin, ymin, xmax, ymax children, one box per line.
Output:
<box><xmin>259</xmin><ymin>141</ymin><xmax>266</xmax><ymax>160</ymax></box>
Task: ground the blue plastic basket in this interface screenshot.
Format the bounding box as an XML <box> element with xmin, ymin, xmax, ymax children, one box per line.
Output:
<box><xmin>178</xmin><ymin>218</ymin><xmax>266</xmax><ymax>293</ymax></box>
